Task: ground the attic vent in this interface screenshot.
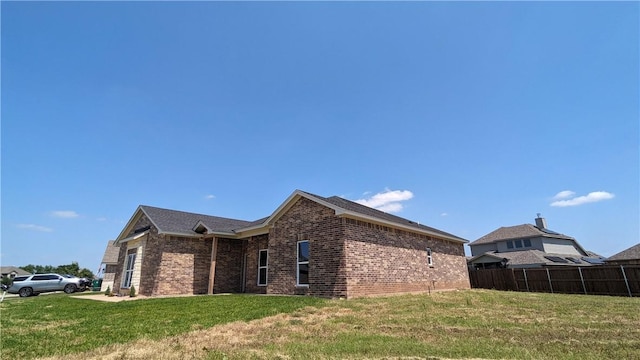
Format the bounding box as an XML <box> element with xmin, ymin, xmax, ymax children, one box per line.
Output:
<box><xmin>134</xmin><ymin>225</ymin><xmax>151</xmax><ymax>234</ymax></box>
<box><xmin>194</xmin><ymin>225</ymin><xmax>208</xmax><ymax>234</ymax></box>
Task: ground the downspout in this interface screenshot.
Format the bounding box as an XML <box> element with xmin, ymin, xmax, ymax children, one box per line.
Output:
<box><xmin>208</xmin><ymin>237</ymin><xmax>218</xmax><ymax>295</ymax></box>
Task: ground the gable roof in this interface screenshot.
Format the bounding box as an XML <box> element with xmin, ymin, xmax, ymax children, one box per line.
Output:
<box><xmin>101</xmin><ymin>240</ymin><xmax>120</xmax><ymax>264</ymax></box>
<box><xmin>470</xmin><ymin>224</ymin><xmax>574</xmax><ymax>246</ymax></box>
<box><xmin>115</xmin><ymin>189</ymin><xmax>467</xmax><ymax>244</ymax></box>
<box><xmin>607</xmin><ymin>243</ymin><xmax>640</xmax><ymax>261</ymax></box>
<box><xmin>0</xmin><ymin>266</ymin><xmax>30</xmax><ymax>276</ymax></box>
<box><xmin>239</xmin><ymin>190</ymin><xmax>467</xmax><ymax>243</ymax></box>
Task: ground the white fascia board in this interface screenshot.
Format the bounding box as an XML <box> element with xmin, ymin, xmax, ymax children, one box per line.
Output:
<box><xmin>159</xmin><ymin>231</ymin><xmax>237</xmax><ymax>239</ymax></box>
<box><xmin>117</xmin><ymin>231</ymin><xmax>149</xmax><ymax>243</ymax></box>
<box><xmin>115</xmin><ymin>206</ymin><xmax>145</xmax><ymax>243</ymax></box>
<box><xmin>115</xmin><ymin>206</ymin><xmax>162</xmax><ymax>243</ymax></box>
<box><xmin>338</xmin><ymin>212</ymin><xmax>469</xmax><ymax>244</ymax></box>
<box><xmin>233</xmin><ymin>226</ymin><xmax>270</xmax><ymax>238</ymax></box>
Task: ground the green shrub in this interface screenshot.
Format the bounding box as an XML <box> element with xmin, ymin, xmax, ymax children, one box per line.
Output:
<box><xmin>129</xmin><ymin>285</ymin><xmax>136</xmax><ymax>297</ymax></box>
<box><xmin>1</xmin><ymin>276</ymin><xmax>13</xmax><ymax>287</ymax></box>
<box><xmin>105</xmin><ymin>286</ymin><xmax>111</xmax><ymax>296</ymax></box>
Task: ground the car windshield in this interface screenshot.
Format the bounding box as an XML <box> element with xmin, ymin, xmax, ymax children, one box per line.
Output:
<box><xmin>62</xmin><ymin>274</ymin><xmax>75</xmax><ymax>278</ymax></box>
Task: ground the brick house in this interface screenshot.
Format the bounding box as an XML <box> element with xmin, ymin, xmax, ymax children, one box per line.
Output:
<box><xmin>98</xmin><ymin>240</ymin><xmax>120</xmax><ymax>291</ymax></box>
<box><xmin>112</xmin><ymin>190</ymin><xmax>470</xmax><ymax>298</ymax></box>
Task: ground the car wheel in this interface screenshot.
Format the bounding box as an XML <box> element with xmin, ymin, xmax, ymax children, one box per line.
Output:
<box><xmin>19</xmin><ymin>287</ymin><xmax>33</xmax><ymax>297</ymax></box>
<box><xmin>64</xmin><ymin>284</ymin><xmax>77</xmax><ymax>294</ymax></box>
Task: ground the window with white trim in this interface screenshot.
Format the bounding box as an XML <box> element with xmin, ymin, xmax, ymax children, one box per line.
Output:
<box><xmin>257</xmin><ymin>249</ymin><xmax>268</xmax><ymax>286</ymax></box>
<box><xmin>123</xmin><ymin>251</ymin><xmax>136</xmax><ymax>288</ymax></box>
<box><xmin>426</xmin><ymin>247</ymin><xmax>433</xmax><ymax>267</ymax></box>
<box><xmin>297</xmin><ymin>241</ymin><xmax>309</xmax><ymax>286</ymax></box>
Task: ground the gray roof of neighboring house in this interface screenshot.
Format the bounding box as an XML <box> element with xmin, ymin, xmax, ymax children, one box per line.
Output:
<box><xmin>470</xmin><ymin>250</ymin><xmax>601</xmax><ymax>267</ymax></box>
<box><xmin>0</xmin><ymin>266</ymin><xmax>30</xmax><ymax>276</ymax></box>
<box><xmin>469</xmin><ymin>224</ymin><xmax>574</xmax><ymax>246</ymax></box>
<box><xmin>101</xmin><ymin>240</ymin><xmax>120</xmax><ymax>264</ymax></box>
<box><xmin>607</xmin><ymin>243</ymin><xmax>640</xmax><ymax>261</ymax></box>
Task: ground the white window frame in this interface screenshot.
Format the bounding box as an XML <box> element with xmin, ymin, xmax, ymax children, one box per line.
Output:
<box><xmin>297</xmin><ymin>240</ymin><xmax>309</xmax><ymax>287</ymax></box>
<box><xmin>427</xmin><ymin>247</ymin><xmax>433</xmax><ymax>267</ymax></box>
<box><xmin>257</xmin><ymin>249</ymin><xmax>268</xmax><ymax>286</ymax></box>
<box><xmin>122</xmin><ymin>252</ymin><xmax>136</xmax><ymax>288</ymax></box>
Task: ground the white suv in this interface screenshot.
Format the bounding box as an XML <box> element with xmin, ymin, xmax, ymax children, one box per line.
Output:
<box><xmin>7</xmin><ymin>273</ymin><xmax>87</xmax><ymax>297</ymax></box>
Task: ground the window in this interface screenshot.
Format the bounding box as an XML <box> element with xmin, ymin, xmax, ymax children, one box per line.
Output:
<box><xmin>506</xmin><ymin>240</ymin><xmax>514</xmax><ymax>249</ymax></box>
<box><xmin>514</xmin><ymin>239</ymin><xmax>523</xmax><ymax>248</ymax></box>
<box><xmin>297</xmin><ymin>241</ymin><xmax>309</xmax><ymax>286</ymax></box>
<box><xmin>523</xmin><ymin>239</ymin><xmax>532</xmax><ymax>247</ymax></box>
<box><xmin>12</xmin><ymin>276</ymin><xmax>28</xmax><ymax>282</ymax></box>
<box><xmin>123</xmin><ymin>251</ymin><xmax>137</xmax><ymax>288</ymax></box>
<box><xmin>426</xmin><ymin>248</ymin><xmax>433</xmax><ymax>267</ymax></box>
<box><xmin>257</xmin><ymin>249</ymin><xmax>268</xmax><ymax>286</ymax></box>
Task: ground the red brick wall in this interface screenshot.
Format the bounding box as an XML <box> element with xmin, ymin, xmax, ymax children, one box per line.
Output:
<box><xmin>212</xmin><ymin>238</ymin><xmax>244</xmax><ymax>293</ymax></box>
<box><xmin>267</xmin><ymin>197</ymin><xmax>348</xmax><ymax>298</ymax></box>
<box><xmin>244</xmin><ymin>234</ymin><xmax>269</xmax><ymax>294</ymax></box>
<box><xmin>113</xmin><ymin>198</ymin><xmax>469</xmax><ymax>299</ymax></box>
<box><xmin>265</xmin><ymin>197</ymin><xmax>469</xmax><ymax>298</ymax></box>
<box><xmin>152</xmin><ymin>236</ymin><xmax>212</xmax><ymax>295</ymax></box>
<box><xmin>343</xmin><ymin>218</ymin><xmax>470</xmax><ymax>297</ymax></box>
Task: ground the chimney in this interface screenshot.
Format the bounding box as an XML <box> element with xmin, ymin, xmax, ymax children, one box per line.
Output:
<box><xmin>535</xmin><ymin>213</ymin><xmax>547</xmax><ymax>229</ymax></box>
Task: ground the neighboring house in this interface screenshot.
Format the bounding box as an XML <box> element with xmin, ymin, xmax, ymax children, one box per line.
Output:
<box><xmin>99</xmin><ymin>240</ymin><xmax>120</xmax><ymax>291</ymax></box>
<box><xmin>1</xmin><ymin>266</ymin><xmax>30</xmax><ymax>279</ymax></box>
<box><xmin>468</xmin><ymin>215</ymin><xmax>604</xmax><ymax>269</ymax></box>
<box><xmin>111</xmin><ymin>190</ymin><xmax>470</xmax><ymax>298</ymax></box>
<box><xmin>606</xmin><ymin>243</ymin><xmax>640</xmax><ymax>265</ymax></box>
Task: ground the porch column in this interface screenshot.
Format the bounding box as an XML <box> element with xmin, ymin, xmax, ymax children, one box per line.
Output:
<box><xmin>208</xmin><ymin>237</ymin><xmax>218</xmax><ymax>295</ymax></box>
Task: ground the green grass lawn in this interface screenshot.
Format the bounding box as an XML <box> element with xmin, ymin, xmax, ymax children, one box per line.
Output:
<box><xmin>1</xmin><ymin>290</ymin><xmax>639</xmax><ymax>359</ymax></box>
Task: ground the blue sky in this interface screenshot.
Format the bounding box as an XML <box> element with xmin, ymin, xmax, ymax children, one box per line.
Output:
<box><xmin>2</xmin><ymin>2</ymin><xmax>638</xmax><ymax>273</ymax></box>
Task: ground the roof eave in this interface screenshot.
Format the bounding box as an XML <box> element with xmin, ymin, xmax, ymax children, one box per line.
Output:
<box><xmin>117</xmin><ymin>230</ymin><xmax>149</xmax><ymax>244</ymax></box>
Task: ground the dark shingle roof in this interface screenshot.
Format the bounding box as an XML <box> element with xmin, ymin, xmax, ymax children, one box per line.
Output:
<box><xmin>101</xmin><ymin>240</ymin><xmax>120</xmax><ymax>264</ymax></box>
<box><xmin>607</xmin><ymin>243</ymin><xmax>640</xmax><ymax>261</ymax></box>
<box><xmin>470</xmin><ymin>224</ymin><xmax>574</xmax><ymax>245</ymax></box>
<box><xmin>140</xmin><ymin>205</ymin><xmax>255</xmax><ymax>235</ymax></box>
<box><xmin>302</xmin><ymin>192</ymin><xmax>466</xmax><ymax>242</ymax></box>
<box><xmin>131</xmin><ymin>190</ymin><xmax>466</xmax><ymax>243</ymax></box>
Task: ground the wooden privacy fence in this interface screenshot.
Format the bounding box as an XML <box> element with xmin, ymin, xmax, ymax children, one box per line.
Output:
<box><xmin>468</xmin><ymin>265</ymin><xmax>640</xmax><ymax>297</ymax></box>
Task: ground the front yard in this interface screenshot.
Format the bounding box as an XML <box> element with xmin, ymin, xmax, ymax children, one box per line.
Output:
<box><xmin>1</xmin><ymin>290</ymin><xmax>638</xmax><ymax>359</ymax></box>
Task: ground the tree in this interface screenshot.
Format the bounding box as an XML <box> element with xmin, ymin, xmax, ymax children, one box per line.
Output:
<box><xmin>20</xmin><ymin>262</ymin><xmax>95</xmax><ymax>279</ymax></box>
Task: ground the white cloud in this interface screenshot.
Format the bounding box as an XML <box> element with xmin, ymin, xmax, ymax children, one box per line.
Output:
<box><xmin>17</xmin><ymin>224</ymin><xmax>53</xmax><ymax>232</ymax></box>
<box><xmin>355</xmin><ymin>189</ymin><xmax>414</xmax><ymax>213</ymax></box>
<box><xmin>51</xmin><ymin>210</ymin><xmax>79</xmax><ymax>218</ymax></box>
<box><xmin>96</xmin><ymin>217</ymin><xmax>107</xmax><ymax>222</ymax></box>
<box><xmin>552</xmin><ymin>190</ymin><xmax>576</xmax><ymax>200</ymax></box>
<box><xmin>550</xmin><ymin>191</ymin><xmax>615</xmax><ymax>207</ymax></box>
<box><xmin>204</xmin><ymin>194</ymin><xmax>216</xmax><ymax>200</ymax></box>
<box><xmin>441</xmin><ymin>212</ymin><xmax>448</xmax><ymax>217</ymax></box>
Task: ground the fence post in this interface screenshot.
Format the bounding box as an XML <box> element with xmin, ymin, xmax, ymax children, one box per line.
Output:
<box><xmin>546</xmin><ymin>268</ymin><xmax>554</xmax><ymax>294</ymax></box>
<box><xmin>620</xmin><ymin>265</ymin><xmax>632</xmax><ymax>297</ymax></box>
<box><xmin>578</xmin><ymin>267</ymin><xmax>587</xmax><ymax>295</ymax></box>
<box><xmin>522</xmin><ymin>268</ymin><xmax>530</xmax><ymax>292</ymax></box>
